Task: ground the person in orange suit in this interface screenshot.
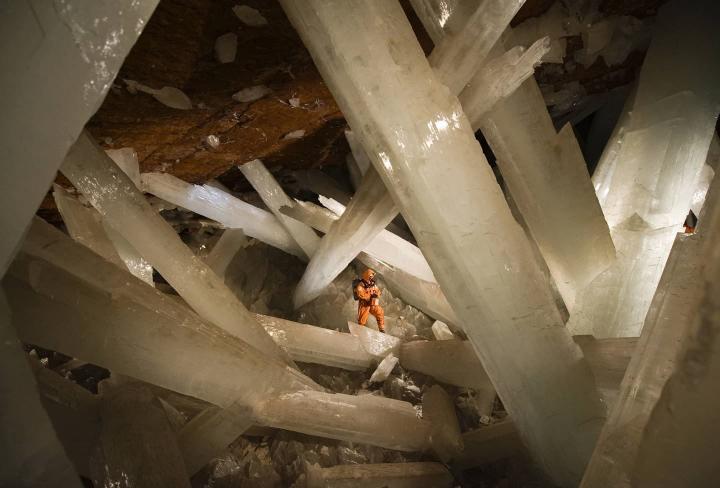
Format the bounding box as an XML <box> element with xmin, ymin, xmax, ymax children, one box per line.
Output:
<box><xmin>355</xmin><ymin>268</ymin><xmax>385</xmax><ymax>333</ymax></box>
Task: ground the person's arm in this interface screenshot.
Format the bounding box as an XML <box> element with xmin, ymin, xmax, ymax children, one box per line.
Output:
<box><xmin>355</xmin><ymin>283</ymin><xmax>372</xmax><ymax>300</ymax></box>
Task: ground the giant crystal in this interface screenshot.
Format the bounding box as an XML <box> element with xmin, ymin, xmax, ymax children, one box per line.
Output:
<box><xmin>569</xmin><ymin>0</ymin><xmax>720</xmax><ymax>338</ymax></box>
<box><xmin>0</xmin><ymin>0</ymin><xmax>158</xmax><ymax>274</ymax></box>
<box><xmin>278</xmin><ymin>2</ymin><xmax>606</xmax><ymax>485</ymax></box>
<box><xmin>61</xmin><ymin>132</ymin><xmax>291</xmax><ymax>364</ymax></box>
<box><xmin>629</xmin><ymin>142</ymin><xmax>720</xmax><ymax>488</ymax></box>
<box><xmin>581</xmin><ymin>138</ymin><xmax>720</xmax><ymax>487</ymax></box>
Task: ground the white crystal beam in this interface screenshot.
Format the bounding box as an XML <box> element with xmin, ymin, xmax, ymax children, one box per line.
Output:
<box><xmin>0</xmin><ymin>0</ymin><xmax>158</xmax><ymax>274</ymax></box>
<box><xmin>257</xmin><ymin>390</ymin><xmax>431</xmax><ymax>452</ymax></box>
<box><xmin>568</xmin><ymin>0</ymin><xmax>720</xmax><ymax>338</ymax></box>
<box><xmin>428</xmin><ymin>0</ymin><xmax>526</xmax><ymax>95</ymax></box>
<box><xmin>294</xmin><ymin>167</ymin><xmax>399</xmax><ymax>308</ymax></box>
<box><xmin>5</xmin><ymin>219</ymin><xmax>317</xmax><ymax>410</ymax></box>
<box><xmin>239</xmin><ymin>159</ymin><xmax>320</xmax><ymax>258</ymax></box>
<box><xmin>141</xmin><ymin>172</ymin><xmax>304</xmax><ymax>257</ymax></box>
<box><xmin>278</xmin><ymin>2</ymin><xmax>606</xmax><ymax>484</ymax></box>
<box><xmin>61</xmin><ymin>132</ymin><xmax>292</xmax><ymax>364</ymax></box>
<box><xmin>203</xmin><ymin>229</ymin><xmax>248</xmax><ymax>278</ymax></box>
<box><xmin>305</xmin><ymin>462</ymin><xmax>453</xmax><ymax>488</ymax></box>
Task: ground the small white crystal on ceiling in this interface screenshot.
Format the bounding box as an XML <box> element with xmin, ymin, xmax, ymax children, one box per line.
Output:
<box><xmin>214</xmin><ymin>32</ymin><xmax>238</xmax><ymax>63</ymax></box>
<box><xmin>206</xmin><ymin>135</ymin><xmax>221</xmax><ymax>148</ymax></box>
<box><xmin>124</xmin><ymin>79</ymin><xmax>192</xmax><ymax>110</ymax></box>
<box><xmin>233</xmin><ymin>5</ymin><xmax>268</xmax><ymax>26</ymax></box>
<box><xmin>289</xmin><ymin>97</ymin><xmax>301</xmax><ymax>108</ymax></box>
<box><xmin>232</xmin><ymin>85</ymin><xmax>271</xmax><ymax>103</ymax></box>
<box><xmin>283</xmin><ymin>129</ymin><xmax>305</xmax><ymax>140</ymax></box>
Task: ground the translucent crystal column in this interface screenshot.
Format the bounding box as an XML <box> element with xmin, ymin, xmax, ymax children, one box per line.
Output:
<box><xmin>630</xmin><ymin>166</ymin><xmax>720</xmax><ymax>488</ymax></box>
<box><xmin>294</xmin><ymin>167</ymin><xmax>398</xmax><ymax>308</ymax></box>
<box><xmin>568</xmin><ymin>0</ymin><xmax>720</xmax><ymax>338</ymax></box>
<box><xmin>414</xmin><ymin>2</ymin><xmax>616</xmax><ymax>311</ymax></box>
<box><xmin>278</xmin><ymin>2</ymin><xmax>606</xmax><ymax>485</ymax></box>
<box><xmin>581</xmin><ymin>151</ymin><xmax>720</xmax><ymax>486</ymax></box>
<box><xmin>204</xmin><ymin>229</ymin><xmax>248</xmax><ymax>277</ymax></box>
<box><xmin>0</xmin><ymin>292</ymin><xmax>82</xmax><ymax>488</ymax></box>
<box><xmin>239</xmin><ymin>159</ymin><xmax>319</xmax><ymax>258</ymax></box>
<box><xmin>61</xmin><ymin>131</ymin><xmax>292</xmax><ymax>364</ymax></box>
<box><xmin>0</xmin><ymin>0</ymin><xmax>158</xmax><ymax>274</ymax></box>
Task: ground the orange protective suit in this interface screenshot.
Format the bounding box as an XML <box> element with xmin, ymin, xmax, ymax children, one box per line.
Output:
<box><xmin>356</xmin><ymin>269</ymin><xmax>385</xmax><ymax>332</ymax></box>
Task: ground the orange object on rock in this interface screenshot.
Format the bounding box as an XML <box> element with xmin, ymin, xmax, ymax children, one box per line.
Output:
<box><xmin>355</xmin><ymin>269</ymin><xmax>385</xmax><ymax>332</ymax></box>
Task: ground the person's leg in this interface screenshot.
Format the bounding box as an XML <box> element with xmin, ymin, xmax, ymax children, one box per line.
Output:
<box><xmin>370</xmin><ymin>305</ymin><xmax>385</xmax><ymax>332</ymax></box>
<box><xmin>357</xmin><ymin>305</ymin><xmax>370</xmax><ymax>326</ymax></box>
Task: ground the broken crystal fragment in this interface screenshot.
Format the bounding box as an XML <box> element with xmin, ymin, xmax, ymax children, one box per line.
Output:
<box><xmin>239</xmin><ymin>159</ymin><xmax>319</xmax><ymax>258</ymax></box>
<box><xmin>430</xmin><ymin>320</ymin><xmax>454</xmax><ymax>340</ymax></box>
<box><xmin>369</xmin><ymin>353</ymin><xmax>399</xmax><ymax>383</ymax></box>
<box><xmin>305</xmin><ymin>462</ymin><xmax>453</xmax><ymax>488</ymax></box>
<box><xmin>61</xmin><ymin>132</ymin><xmax>293</xmax><ymax>364</ymax></box>
<box><xmin>214</xmin><ymin>32</ymin><xmax>238</xmax><ymax>63</ymax></box>
<box><xmin>278</xmin><ymin>2</ymin><xmax>606</xmax><ymax>484</ymax></box>
<box><xmin>233</xmin><ymin>5</ymin><xmax>268</xmax><ymax>26</ymax></box>
<box><xmin>232</xmin><ymin>85</ymin><xmax>271</xmax><ymax>103</ymax></box>
<box><xmin>348</xmin><ymin>322</ymin><xmax>401</xmax><ymax>359</ymax></box>
<box><xmin>141</xmin><ymin>172</ymin><xmax>303</xmax><ymax>257</ymax></box>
